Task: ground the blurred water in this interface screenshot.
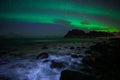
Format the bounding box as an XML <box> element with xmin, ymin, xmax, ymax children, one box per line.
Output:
<box><xmin>0</xmin><ymin>51</ymin><xmax>84</xmax><ymax>80</ymax></box>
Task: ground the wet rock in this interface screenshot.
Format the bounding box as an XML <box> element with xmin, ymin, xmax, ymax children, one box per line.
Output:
<box><xmin>85</xmin><ymin>50</ymin><xmax>92</xmax><ymax>54</ymax></box>
<box><xmin>80</xmin><ymin>65</ymin><xmax>94</xmax><ymax>74</ymax></box>
<box><xmin>81</xmin><ymin>46</ymin><xmax>86</xmax><ymax>49</ymax></box>
<box><xmin>58</xmin><ymin>48</ymin><xmax>62</xmax><ymax>50</ymax></box>
<box><xmin>71</xmin><ymin>54</ymin><xmax>81</xmax><ymax>58</ymax></box>
<box><xmin>89</xmin><ymin>38</ymin><xmax>120</xmax><ymax>80</ymax></box>
<box><xmin>0</xmin><ymin>59</ymin><xmax>10</xmax><ymax>65</ymax></box>
<box><xmin>60</xmin><ymin>70</ymin><xmax>95</xmax><ymax>80</ymax></box>
<box><xmin>10</xmin><ymin>52</ymin><xmax>24</xmax><ymax>58</ymax></box>
<box><xmin>41</xmin><ymin>46</ymin><xmax>48</xmax><ymax>49</ymax></box>
<box><xmin>90</xmin><ymin>42</ymin><xmax>106</xmax><ymax>53</ymax></box>
<box><xmin>82</xmin><ymin>55</ymin><xmax>96</xmax><ymax>66</ymax></box>
<box><xmin>0</xmin><ymin>51</ymin><xmax>7</xmax><ymax>57</ymax></box>
<box><xmin>42</xmin><ymin>59</ymin><xmax>49</xmax><ymax>63</ymax></box>
<box><xmin>76</xmin><ymin>47</ymin><xmax>81</xmax><ymax>50</ymax></box>
<box><xmin>64</xmin><ymin>47</ymin><xmax>68</xmax><ymax>48</ymax></box>
<box><xmin>36</xmin><ymin>52</ymin><xmax>49</xmax><ymax>59</ymax></box>
<box><xmin>70</xmin><ymin>46</ymin><xmax>74</xmax><ymax>49</ymax></box>
<box><xmin>79</xmin><ymin>55</ymin><xmax>84</xmax><ymax>57</ymax></box>
<box><xmin>50</xmin><ymin>60</ymin><xmax>66</xmax><ymax>69</ymax></box>
<box><xmin>0</xmin><ymin>75</ymin><xmax>12</xmax><ymax>80</ymax></box>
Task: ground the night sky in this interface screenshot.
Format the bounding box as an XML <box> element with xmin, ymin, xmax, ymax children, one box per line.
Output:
<box><xmin>0</xmin><ymin>0</ymin><xmax>120</xmax><ymax>37</ymax></box>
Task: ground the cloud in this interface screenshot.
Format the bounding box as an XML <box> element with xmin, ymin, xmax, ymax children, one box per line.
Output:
<box><xmin>53</xmin><ymin>19</ymin><xmax>71</xmax><ymax>26</ymax></box>
<box><xmin>81</xmin><ymin>21</ymin><xmax>89</xmax><ymax>25</ymax></box>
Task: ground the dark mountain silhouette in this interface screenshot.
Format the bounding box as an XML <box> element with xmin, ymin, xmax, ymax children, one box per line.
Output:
<box><xmin>86</xmin><ymin>31</ymin><xmax>114</xmax><ymax>37</ymax></box>
<box><xmin>64</xmin><ymin>29</ymin><xmax>114</xmax><ymax>38</ymax></box>
<box><xmin>64</xmin><ymin>29</ymin><xmax>86</xmax><ymax>38</ymax></box>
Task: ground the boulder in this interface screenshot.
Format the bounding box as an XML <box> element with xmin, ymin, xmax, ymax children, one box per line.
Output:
<box><xmin>36</xmin><ymin>52</ymin><xmax>49</xmax><ymax>59</ymax></box>
<box><xmin>60</xmin><ymin>70</ymin><xmax>95</xmax><ymax>80</ymax></box>
<box><xmin>85</xmin><ymin>50</ymin><xmax>92</xmax><ymax>54</ymax></box>
<box><xmin>71</xmin><ymin>54</ymin><xmax>80</xmax><ymax>58</ymax></box>
<box><xmin>70</xmin><ymin>46</ymin><xmax>75</xmax><ymax>49</ymax></box>
<box><xmin>82</xmin><ymin>55</ymin><xmax>96</xmax><ymax>66</ymax></box>
<box><xmin>0</xmin><ymin>75</ymin><xmax>12</xmax><ymax>80</ymax></box>
<box><xmin>41</xmin><ymin>46</ymin><xmax>48</xmax><ymax>49</ymax></box>
<box><xmin>88</xmin><ymin>38</ymin><xmax>120</xmax><ymax>80</ymax></box>
<box><xmin>50</xmin><ymin>60</ymin><xmax>66</xmax><ymax>69</ymax></box>
<box><xmin>76</xmin><ymin>47</ymin><xmax>81</xmax><ymax>50</ymax></box>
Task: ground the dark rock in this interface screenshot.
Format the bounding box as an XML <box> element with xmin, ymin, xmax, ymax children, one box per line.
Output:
<box><xmin>64</xmin><ymin>46</ymin><xmax>68</xmax><ymax>48</ymax></box>
<box><xmin>82</xmin><ymin>55</ymin><xmax>96</xmax><ymax>66</ymax></box>
<box><xmin>89</xmin><ymin>38</ymin><xmax>120</xmax><ymax>80</ymax></box>
<box><xmin>58</xmin><ymin>48</ymin><xmax>62</xmax><ymax>50</ymax></box>
<box><xmin>50</xmin><ymin>60</ymin><xmax>66</xmax><ymax>69</ymax></box>
<box><xmin>0</xmin><ymin>75</ymin><xmax>12</xmax><ymax>80</ymax></box>
<box><xmin>81</xmin><ymin>46</ymin><xmax>86</xmax><ymax>48</ymax></box>
<box><xmin>70</xmin><ymin>46</ymin><xmax>74</xmax><ymax>49</ymax></box>
<box><xmin>41</xmin><ymin>46</ymin><xmax>48</xmax><ymax>49</ymax></box>
<box><xmin>42</xmin><ymin>59</ymin><xmax>49</xmax><ymax>63</ymax></box>
<box><xmin>0</xmin><ymin>59</ymin><xmax>10</xmax><ymax>65</ymax></box>
<box><xmin>79</xmin><ymin>55</ymin><xmax>84</xmax><ymax>57</ymax></box>
<box><xmin>85</xmin><ymin>50</ymin><xmax>92</xmax><ymax>54</ymax></box>
<box><xmin>36</xmin><ymin>52</ymin><xmax>49</xmax><ymax>59</ymax></box>
<box><xmin>71</xmin><ymin>54</ymin><xmax>80</xmax><ymax>58</ymax></box>
<box><xmin>60</xmin><ymin>70</ymin><xmax>95</xmax><ymax>80</ymax></box>
<box><xmin>10</xmin><ymin>52</ymin><xmax>24</xmax><ymax>58</ymax></box>
<box><xmin>90</xmin><ymin>42</ymin><xmax>106</xmax><ymax>53</ymax></box>
<box><xmin>76</xmin><ymin>47</ymin><xmax>81</xmax><ymax>50</ymax></box>
<box><xmin>0</xmin><ymin>51</ymin><xmax>9</xmax><ymax>57</ymax></box>
<box><xmin>109</xmin><ymin>37</ymin><xmax>120</xmax><ymax>42</ymax></box>
<box><xmin>80</xmin><ymin>66</ymin><xmax>93</xmax><ymax>73</ymax></box>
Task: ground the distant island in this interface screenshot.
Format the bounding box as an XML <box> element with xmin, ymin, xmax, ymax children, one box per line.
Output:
<box><xmin>64</xmin><ymin>29</ymin><xmax>116</xmax><ymax>38</ymax></box>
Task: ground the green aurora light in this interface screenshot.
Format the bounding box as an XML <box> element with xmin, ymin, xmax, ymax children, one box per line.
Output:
<box><xmin>0</xmin><ymin>0</ymin><xmax>120</xmax><ymax>32</ymax></box>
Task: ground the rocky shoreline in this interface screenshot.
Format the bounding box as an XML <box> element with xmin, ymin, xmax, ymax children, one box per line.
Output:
<box><xmin>60</xmin><ymin>38</ymin><xmax>120</xmax><ymax>80</ymax></box>
<box><xmin>0</xmin><ymin>38</ymin><xmax>119</xmax><ymax>80</ymax></box>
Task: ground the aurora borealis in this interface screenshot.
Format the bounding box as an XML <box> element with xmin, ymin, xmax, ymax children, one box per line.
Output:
<box><xmin>0</xmin><ymin>0</ymin><xmax>120</xmax><ymax>36</ymax></box>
